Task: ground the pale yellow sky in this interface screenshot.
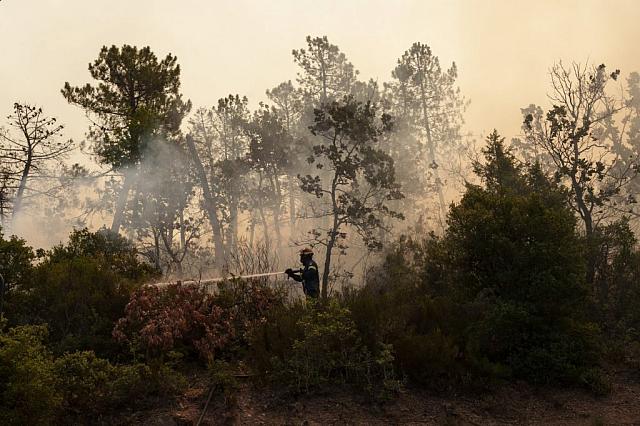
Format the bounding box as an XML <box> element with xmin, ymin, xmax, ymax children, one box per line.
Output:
<box><xmin>1</xmin><ymin>0</ymin><xmax>639</xmax><ymax>149</ymax></box>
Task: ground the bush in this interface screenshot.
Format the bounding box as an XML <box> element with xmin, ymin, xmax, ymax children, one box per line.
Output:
<box><xmin>114</xmin><ymin>279</ymin><xmax>281</xmax><ymax>363</ymax></box>
<box><xmin>213</xmin><ymin>278</ymin><xmax>284</xmax><ymax>356</ymax></box>
<box><xmin>46</xmin><ymin>228</ymin><xmax>156</xmax><ymax>280</ymax></box>
<box><xmin>248</xmin><ymin>300</ymin><xmax>306</xmax><ymax>374</ymax></box>
<box><xmin>469</xmin><ymin>303</ymin><xmax>601</xmax><ymax>384</ymax></box>
<box><xmin>433</xmin><ymin>133</ymin><xmax>600</xmax><ymax>386</ymax></box>
<box><xmin>207</xmin><ymin>360</ymin><xmax>240</xmax><ymax>413</ymax></box>
<box><xmin>252</xmin><ymin>300</ymin><xmax>398</xmax><ymax>398</ymax></box>
<box><xmin>340</xmin><ymin>133</ymin><xmax>603</xmax><ymax>391</ymax></box>
<box><xmin>8</xmin><ymin>229</ymin><xmax>154</xmax><ymax>357</ymax></box>
<box><xmin>0</xmin><ymin>230</ymin><xmax>35</xmax><ymax>321</ymax></box>
<box><xmin>54</xmin><ymin>351</ymin><xmax>116</xmax><ymax>417</ymax></box>
<box><xmin>0</xmin><ymin>322</ymin><xmax>61</xmax><ymax>425</ymax></box>
<box><xmin>114</xmin><ymin>283</ymin><xmax>235</xmax><ymax>361</ymax></box>
<box><xmin>109</xmin><ymin>361</ymin><xmax>186</xmax><ymax>408</ymax></box>
<box><xmin>591</xmin><ymin>220</ymin><xmax>640</xmax><ymax>341</ymax></box>
<box><xmin>344</xmin><ymin>276</ymin><xmax>503</xmax><ymax>390</ymax></box>
<box><xmin>54</xmin><ymin>350</ymin><xmax>186</xmax><ymax>420</ymax></box>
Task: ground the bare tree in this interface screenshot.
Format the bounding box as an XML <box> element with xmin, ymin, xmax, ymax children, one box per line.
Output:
<box><xmin>523</xmin><ymin>63</ymin><xmax>638</xmax><ymax>237</ymax></box>
<box><xmin>0</xmin><ymin>103</ymin><xmax>74</xmax><ymax>224</ymax></box>
<box><xmin>522</xmin><ymin>62</ymin><xmax>640</xmax><ymax>284</ymax></box>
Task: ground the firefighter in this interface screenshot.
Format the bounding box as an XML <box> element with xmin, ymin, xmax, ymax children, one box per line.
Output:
<box><xmin>285</xmin><ymin>247</ymin><xmax>320</xmax><ymax>298</ymax></box>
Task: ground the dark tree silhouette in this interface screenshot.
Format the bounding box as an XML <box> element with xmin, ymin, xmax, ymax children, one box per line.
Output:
<box><xmin>62</xmin><ymin>45</ymin><xmax>191</xmax><ymax>234</ymax></box>
<box><xmin>300</xmin><ymin>96</ymin><xmax>403</xmax><ymax>297</ymax></box>
<box><xmin>0</xmin><ymin>103</ymin><xmax>73</xmax><ymax>224</ymax></box>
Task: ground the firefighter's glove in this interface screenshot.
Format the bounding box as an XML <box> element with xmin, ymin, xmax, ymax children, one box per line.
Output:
<box><xmin>285</xmin><ymin>268</ymin><xmax>293</xmax><ymax>276</ymax></box>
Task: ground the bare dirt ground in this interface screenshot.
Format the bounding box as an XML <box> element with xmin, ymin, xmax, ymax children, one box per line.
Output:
<box><xmin>126</xmin><ymin>369</ymin><xmax>640</xmax><ymax>426</ymax></box>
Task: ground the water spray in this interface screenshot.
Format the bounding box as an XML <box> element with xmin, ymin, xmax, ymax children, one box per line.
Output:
<box><xmin>152</xmin><ymin>270</ymin><xmax>301</xmax><ymax>288</ymax></box>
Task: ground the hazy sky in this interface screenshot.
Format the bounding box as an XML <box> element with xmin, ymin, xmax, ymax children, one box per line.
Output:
<box><xmin>1</xmin><ymin>0</ymin><xmax>639</xmax><ymax>150</ymax></box>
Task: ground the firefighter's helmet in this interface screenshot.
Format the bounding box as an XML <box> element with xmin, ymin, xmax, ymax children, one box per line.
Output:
<box><xmin>299</xmin><ymin>247</ymin><xmax>314</xmax><ymax>256</ymax></box>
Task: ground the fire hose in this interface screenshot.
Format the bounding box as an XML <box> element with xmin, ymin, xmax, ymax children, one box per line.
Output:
<box><xmin>152</xmin><ymin>270</ymin><xmax>302</xmax><ymax>288</ymax></box>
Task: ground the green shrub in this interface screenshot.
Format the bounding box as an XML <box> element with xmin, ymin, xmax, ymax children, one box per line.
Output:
<box><xmin>248</xmin><ymin>300</ymin><xmax>306</xmax><ymax>373</ymax></box>
<box><xmin>54</xmin><ymin>351</ymin><xmax>116</xmax><ymax>417</ymax></box>
<box><xmin>109</xmin><ymin>361</ymin><xmax>186</xmax><ymax>408</ymax></box>
<box><xmin>0</xmin><ymin>322</ymin><xmax>61</xmax><ymax>425</ymax></box>
<box><xmin>212</xmin><ymin>278</ymin><xmax>285</xmax><ymax>358</ymax></box>
<box><xmin>254</xmin><ymin>300</ymin><xmax>398</xmax><ymax>397</ymax></box>
<box><xmin>590</xmin><ymin>220</ymin><xmax>640</xmax><ymax>343</ymax></box>
<box><xmin>469</xmin><ymin>303</ymin><xmax>601</xmax><ymax>385</ymax></box>
<box><xmin>341</xmin><ymin>133</ymin><xmax>603</xmax><ymax>391</ymax></box>
<box><xmin>46</xmin><ymin>228</ymin><xmax>156</xmax><ymax>280</ymax></box>
<box><xmin>9</xmin><ymin>229</ymin><xmax>154</xmax><ymax>358</ymax></box>
<box><xmin>207</xmin><ymin>360</ymin><xmax>240</xmax><ymax>411</ymax></box>
<box><xmin>55</xmin><ymin>350</ymin><xmax>186</xmax><ymax>419</ymax></box>
<box><xmin>393</xmin><ymin>330</ymin><xmax>460</xmax><ymax>386</ymax></box>
<box><xmin>0</xmin><ymin>230</ymin><xmax>36</xmax><ymax>322</ymax></box>
<box><xmin>431</xmin><ymin>133</ymin><xmax>600</xmax><ymax>386</ymax></box>
<box><xmin>344</xmin><ymin>283</ymin><xmax>504</xmax><ymax>390</ymax></box>
<box><xmin>579</xmin><ymin>368</ymin><xmax>611</xmax><ymax>396</ymax></box>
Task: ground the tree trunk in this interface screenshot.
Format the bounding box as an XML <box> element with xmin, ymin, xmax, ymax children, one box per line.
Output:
<box><xmin>185</xmin><ymin>135</ymin><xmax>226</xmax><ymax>269</ymax></box>
<box><xmin>418</xmin><ymin>75</ymin><xmax>447</xmax><ymax>231</ymax></box>
<box><xmin>11</xmin><ymin>153</ymin><xmax>32</xmax><ymax>222</ymax></box>
<box><xmin>179</xmin><ymin>209</ymin><xmax>186</xmax><ymax>253</ymax></box>
<box><xmin>153</xmin><ymin>229</ymin><xmax>161</xmax><ymax>272</ymax></box>
<box><xmin>288</xmin><ymin>176</ymin><xmax>297</xmax><ymax>231</ymax></box>
<box><xmin>229</xmin><ymin>198</ymin><xmax>238</xmax><ymax>251</ymax></box>
<box><xmin>258</xmin><ymin>205</ymin><xmax>269</xmax><ymax>246</ymax></box>
<box><xmin>249</xmin><ymin>214</ymin><xmax>256</xmax><ymax>247</ymax></box>
<box><xmin>569</xmin><ymin>140</ymin><xmax>596</xmax><ymax>285</ymax></box>
<box><xmin>321</xmin><ymin>174</ymin><xmax>340</xmax><ymax>298</ymax></box>
<box><xmin>270</xmin><ymin>173</ymin><xmax>282</xmax><ymax>248</ymax></box>
<box><xmin>111</xmin><ymin>171</ymin><xmax>134</xmax><ymax>234</ymax></box>
<box><xmin>321</xmin><ymin>220</ymin><xmax>337</xmax><ymax>299</ymax></box>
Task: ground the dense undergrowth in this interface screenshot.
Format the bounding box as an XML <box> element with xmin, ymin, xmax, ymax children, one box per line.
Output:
<box><xmin>1</xmin><ymin>135</ymin><xmax>640</xmax><ymax>423</ymax></box>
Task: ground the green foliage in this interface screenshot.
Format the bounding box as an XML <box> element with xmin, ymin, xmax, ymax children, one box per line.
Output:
<box><xmin>62</xmin><ymin>44</ymin><xmax>191</xmax><ymax>168</ymax></box>
<box><xmin>108</xmin><ymin>361</ymin><xmax>186</xmax><ymax>408</ymax></box>
<box><xmin>207</xmin><ymin>360</ymin><xmax>240</xmax><ymax>411</ymax></box>
<box><xmin>341</xmin><ymin>132</ymin><xmax>602</xmax><ymax>391</ymax></box>
<box><xmin>10</xmin><ymin>229</ymin><xmax>153</xmax><ymax>356</ymax></box>
<box><xmin>440</xmin><ymin>131</ymin><xmax>598</xmax><ymax>384</ymax></box>
<box><xmin>0</xmin><ymin>229</ymin><xmax>35</xmax><ymax>302</ymax></box>
<box><xmin>0</xmin><ymin>322</ymin><xmax>186</xmax><ymax>424</ymax></box>
<box><xmin>0</xmin><ymin>322</ymin><xmax>61</xmax><ymax>425</ymax></box>
<box><xmin>591</xmin><ymin>220</ymin><xmax>640</xmax><ymax>337</ymax></box>
<box><xmin>54</xmin><ymin>351</ymin><xmax>115</xmax><ymax>417</ymax></box>
<box><xmin>248</xmin><ymin>300</ymin><xmax>306</xmax><ymax>374</ymax></box>
<box><xmin>301</xmin><ymin>96</ymin><xmax>404</xmax><ymax>297</ymax></box>
<box><xmin>213</xmin><ymin>279</ymin><xmax>284</xmax><ymax>356</ymax></box>
<box><xmin>292</xmin><ymin>35</ymin><xmax>358</xmax><ymax>104</ymax></box>
<box><xmin>587</xmin><ymin>219</ymin><xmax>640</xmax><ymax>370</ymax></box>
<box><xmin>252</xmin><ymin>300</ymin><xmax>398</xmax><ymax>398</ymax></box>
<box><xmin>47</xmin><ymin>228</ymin><xmax>156</xmax><ymax>280</ymax></box>
<box><xmin>54</xmin><ymin>350</ymin><xmax>185</xmax><ymax>420</ymax></box>
<box><xmin>343</xmin><ymin>262</ymin><xmax>503</xmax><ymax>390</ymax></box>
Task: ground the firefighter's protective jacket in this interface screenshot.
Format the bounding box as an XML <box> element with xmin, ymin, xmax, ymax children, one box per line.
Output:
<box><xmin>290</xmin><ymin>260</ymin><xmax>320</xmax><ymax>298</ymax></box>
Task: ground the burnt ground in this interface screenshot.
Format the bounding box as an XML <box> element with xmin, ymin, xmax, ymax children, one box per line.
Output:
<box><xmin>116</xmin><ymin>369</ymin><xmax>640</xmax><ymax>425</ymax></box>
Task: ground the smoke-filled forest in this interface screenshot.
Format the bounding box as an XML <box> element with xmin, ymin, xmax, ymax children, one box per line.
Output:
<box><xmin>2</xmin><ymin>1</ymin><xmax>640</xmax><ymax>424</ymax></box>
